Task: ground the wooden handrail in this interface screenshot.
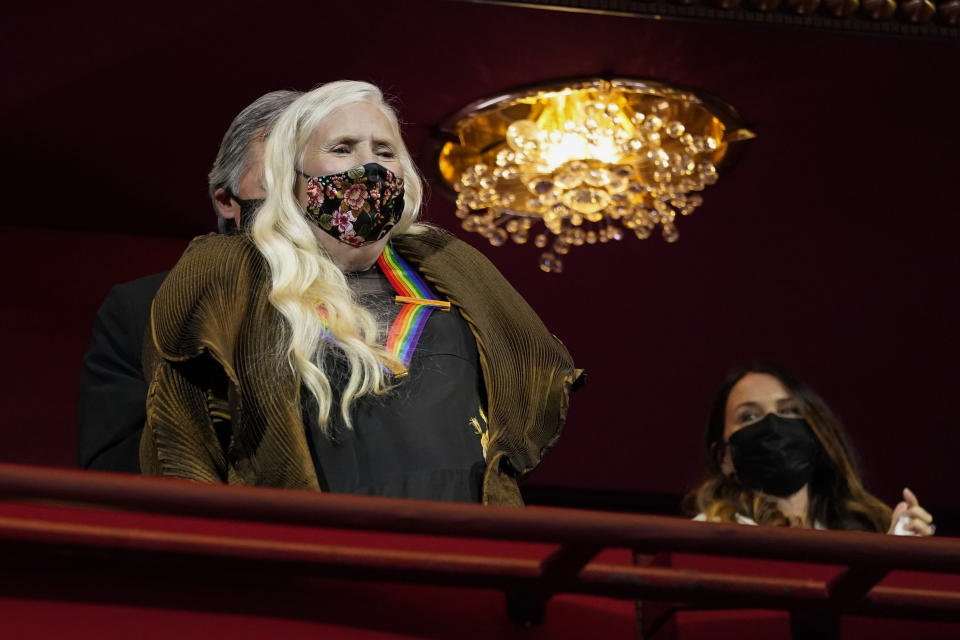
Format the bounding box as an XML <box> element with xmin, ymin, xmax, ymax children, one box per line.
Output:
<box><xmin>1</xmin><ymin>462</ymin><xmax>959</xmax><ymax>628</ymax></box>
<box><xmin>0</xmin><ymin>463</ymin><xmax>957</xmax><ymax>573</ymax></box>
<box><xmin>1</xmin><ymin>505</ymin><xmax>958</xmax><ymax>621</ymax></box>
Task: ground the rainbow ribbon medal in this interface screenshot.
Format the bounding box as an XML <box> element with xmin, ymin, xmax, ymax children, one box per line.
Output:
<box><xmin>377</xmin><ymin>244</ymin><xmax>450</xmax><ymax>368</ymax></box>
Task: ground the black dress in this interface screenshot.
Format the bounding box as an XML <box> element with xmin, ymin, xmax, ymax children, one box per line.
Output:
<box><xmin>302</xmin><ymin>263</ymin><xmax>487</xmax><ymax>502</ymax></box>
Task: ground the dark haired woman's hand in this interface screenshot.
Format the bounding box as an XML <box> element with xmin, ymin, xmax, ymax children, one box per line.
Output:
<box><xmin>888</xmin><ymin>487</ymin><xmax>935</xmax><ymax>536</ymax></box>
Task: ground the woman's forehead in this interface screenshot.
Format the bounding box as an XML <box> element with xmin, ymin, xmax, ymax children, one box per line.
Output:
<box><xmin>311</xmin><ymin>102</ymin><xmax>396</xmax><ymax>141</ymax></box>
<box><xmin>728</xmin><ymin>373</ymin><xmax>793</xmax><ymax>408</ymax></box>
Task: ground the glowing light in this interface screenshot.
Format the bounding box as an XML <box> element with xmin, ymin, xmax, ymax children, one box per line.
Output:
<box><xmin>438</xmin><ymin>79</ymin><xmax>753</xmax><ymax>273</ymax></box>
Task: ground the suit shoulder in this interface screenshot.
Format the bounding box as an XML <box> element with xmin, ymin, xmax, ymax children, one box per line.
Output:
<box><xmin>106</xmin><ymin>271</ymin><xmax>170</xmax><ymax>308</ymax></box>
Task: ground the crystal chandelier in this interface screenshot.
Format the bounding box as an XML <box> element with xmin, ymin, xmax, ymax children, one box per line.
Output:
<box><xmin>435</xmin><ymin>78</ymin><xmax>755</xmax><ymax>273</ymax></box>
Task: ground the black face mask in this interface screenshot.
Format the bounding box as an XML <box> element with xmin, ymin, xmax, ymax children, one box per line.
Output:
<box><xmin>218</xmin><ymin>192</ymin><xmax>263</xmax><ymax>235</ymax></box>
<box><xmin>220</xmin><ymin>195</ymin><xmax>263</xmax><ymax>234</ymax></box>
<box><xmin>236</xmin><ymin>196</ymin><xmax>264</xmax><ymax>223</ymax></box>
<box><xmin>727</xmin><ymin>414</ymin><xmax>820</xmax><ymax>497</ymax></box>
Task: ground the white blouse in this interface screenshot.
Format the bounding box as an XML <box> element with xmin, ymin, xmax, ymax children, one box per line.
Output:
<box><xmin>693</xmin><ymin>512</ymin><xmax>915</xmax><ymax>535</ymax></box>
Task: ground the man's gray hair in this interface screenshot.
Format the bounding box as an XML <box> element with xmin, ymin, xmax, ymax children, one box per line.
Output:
<box><xmin>208</xmin><ymin>89</ymin><xmax>302</xmax><ymax>232</ymax></box>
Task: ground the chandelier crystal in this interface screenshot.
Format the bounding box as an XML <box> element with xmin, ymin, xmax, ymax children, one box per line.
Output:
<box><xmin>436</xmin><ymin>78</ymin><xmax>754</xmax><ymax>273</ymax></box>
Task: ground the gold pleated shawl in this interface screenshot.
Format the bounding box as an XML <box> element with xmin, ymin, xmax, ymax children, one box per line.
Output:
<box><xmin>142</xmin><ymin>229</ymin><xmax>582</xmax><ymax>505</ymax></box>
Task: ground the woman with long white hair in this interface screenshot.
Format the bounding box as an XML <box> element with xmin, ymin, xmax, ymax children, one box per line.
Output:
<box><xmin>141</xmin><ymin>81</ymin><xmax>582</xmax><ymax>504</ymax></box>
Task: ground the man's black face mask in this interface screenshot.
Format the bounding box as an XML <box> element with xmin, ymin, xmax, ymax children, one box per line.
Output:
<box><xmin>222</xmin><ymin>195</ymin><xmax>264</xmax><ymax>234</ymax></box>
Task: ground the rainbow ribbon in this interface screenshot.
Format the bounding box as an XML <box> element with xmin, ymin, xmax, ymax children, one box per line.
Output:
<box><xmin>316</xmin><ymin>245</ymin><xmax>448</xmax><ymax>376</ymax></box>
<box><xmin>377</xmin><ymin>244</ymin><xmax>450</xmax><ymax>368</ymax></box>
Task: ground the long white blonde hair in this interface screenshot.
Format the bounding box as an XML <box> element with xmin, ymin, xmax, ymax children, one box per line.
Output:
<box><xmin>251</xmin><ymin>80</ymin><xmax>424</xmax><ymax>432</ymax></box>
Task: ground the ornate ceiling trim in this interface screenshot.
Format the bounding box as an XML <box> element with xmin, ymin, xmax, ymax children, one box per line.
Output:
<box><xmin>464</xmin><ymin>0</ymin><xmax>959</xmax><ymax>39</ymax></box>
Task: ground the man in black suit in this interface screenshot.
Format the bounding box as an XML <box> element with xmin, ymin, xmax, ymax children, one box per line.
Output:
<box><xmin>77</xmin><ymin>90</ymin><xmax>301</xmax><ymax>472</ymax></box>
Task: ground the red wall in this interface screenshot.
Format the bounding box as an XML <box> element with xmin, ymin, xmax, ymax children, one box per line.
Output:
<box><xmin>2</xmin><ymin>1</ymin><xmax>958</xmax><ymax>518</ymax></box>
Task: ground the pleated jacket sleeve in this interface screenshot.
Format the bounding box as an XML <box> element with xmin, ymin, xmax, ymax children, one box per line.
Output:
<box><xmin>141</xmin><ymin>234</ymin><xmax>319</xmax><ymax>490</ymax></box>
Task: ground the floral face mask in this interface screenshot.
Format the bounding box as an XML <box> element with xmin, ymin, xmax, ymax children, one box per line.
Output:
<box><xmin>298</xmin><ymin>163</ymin><xmax>405</xmax><ymax>247</ymax></box>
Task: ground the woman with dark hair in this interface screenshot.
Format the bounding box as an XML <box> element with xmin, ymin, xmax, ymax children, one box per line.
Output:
<box><xmin>685</xmin><ymin>363</ymin><xmax>934</xmax><ymax>535</ymax></box>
